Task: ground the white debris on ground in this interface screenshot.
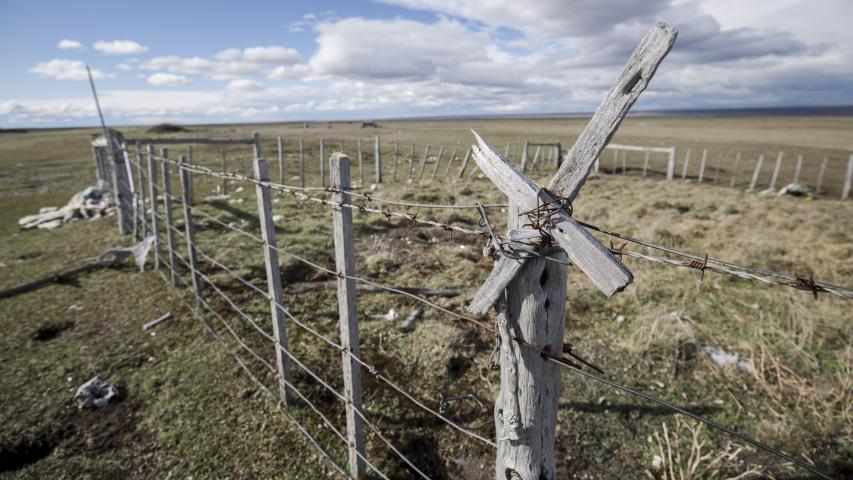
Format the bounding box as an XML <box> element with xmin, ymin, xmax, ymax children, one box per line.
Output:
<box><xmin>202</xmin><ymin>194</ymin><xmax>230</xmax><ymax>202</ymax></box>
<box><xmin>18</xmin><ymin>186</ymin><xmax>113</xmax><ymax>230</ymax></box>
<box><xmin>372</xmin><ymin>308</ymin><xmax>399</xmax><ymax>321</ymax></box>
<box><xmin>777</xmin><ymin>183</ymin><xmax>812</xmax><ymax>197</ymax></box>
<box><xmin>73</xmin><ymin>376</ymin><xmax>119</xmax><ymax>409</ymax></box>
<box><xmin>702</xmin><ymin>345</ymin><xmax>755</xmax><ymax>374</ymax></box>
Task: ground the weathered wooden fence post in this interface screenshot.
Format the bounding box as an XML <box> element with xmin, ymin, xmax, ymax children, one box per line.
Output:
<box><xmin>531</xmin><ymin>146</ymin><xmax>541</xmax><ymax>170</ymax></box>
<box><xmin>319</xmin><ymin>137</ymin><xmax>325</xmax><ymax>186</ymax></box>
<box><xmin>253</xmin><ymin>157</ymin><xmax>292</xmax><ymax>406</ymax></box>
<box><xmin>642</xmin><ymin>150</ymin><xmax>651</xmax><ymax>177</ymax></box>
<box><xmin>392</xmin><ymin>141</ymin><xmax>399</xmax><ymax>182</ymax></box>
<box><xmin>458</xmin><ymin>147</ymin><xmax>471</xmax><ymax>178</ymax></box>
<box><xmin>374</xmin><ymin>135</ymin><xmax>382</xmax><ymax>183</ymax></box>
<box><xmin>713</xmin><ymin>152</ymin><xmax>722</xmax><ymax>183</ymax></box>
<box><xmin>105</xmin><ymin>130</ymin><xmax>133</xmax><ymax>234</ymax></box>
<box><xmin>430</xmin><ymin>145</ymin><xmax>444</xmax><ymax>181</ymax></box>
<box><xmin>357</xmin><ymin>139</ymin><xmax>364</xmax><ymax>185</ymax></box>
<box><xmin>697</xmin><ymin>148</ymin><xmax>708</xmax><ymax>182</ymax></box>
<box><xmin>408</xmin><ymin>143</ymin><xmax>415</xmax><ymax>180</ymax></box>
<box><xmin>665</xmin><ymin>147</ymin><xmax>675</xmax><ymax>180</ymax></box>
<box><xmin>768</xmin><ymin>151</ymin><xmax>784</xmax><ymax>191</ymax></box>
<box><xmin>793</xmin><ymin>154</ymin><xmax>802</xmax><ymax>184</ymax></box>
<box><xmin>555</xmin><ymin>142</ymin><xmax>562</xmax><ymax>167</ymax></box>
<box><xmin>186</xmin><ymin>145</ymin><xmax>194</xmax><ymax>205</ymax></box>
<box><xmin>681</xmin><ymin>148</ymin><xmax>691</xmax><ymax>180</ymax></box>
<box><xmin>443</xmin><ymin>148</ymin><xmax>457</xmax><ymax>178</ymax></box>
<box><xmin>748</xmin><ymin>154</ymin><xmax>764</xmax><ymax>191</ymax></box>
<box><xmin>329</xmin><ymin>153</ymin><xmax>366</xmax><ymax>478</ymax></box>
<box><xmin>178</xmin><ymin>156</ymin><xmax>202</xmax><ymax>305</ymax></box>
<box><xmin>146</xmin><ymin>144</ymin><xmax>161</xmax><ymax>269</ymax></box>
<box><xmin>418</xmin><ymin>144</ymin><xmax>430</xmax><ymax>180</ymax></box>
<box><xmin>277</xmin><ymin>135</ymin><xmax>284</xmax><ymax>183</ymax></box>
<box><xmin>521</xmin><ymin>141</ymin><xmax>529</xmax><ymax>171</ymax></box>
<box><xmin>730</xmin><ymin>152</ymin><xmax>741</xmax><ymax>187</ymax></box>
<box><xmin>815</xmin><ymin>156</ymin><xmax>828</xmax><ymax>195</ymax></box>
<box><xmin>220</xmin><ymin>146</ymin><xmax>228</xmax><ymax>194</ymax></box>
<box><xmin>843</xmin><ymin>154</ymin><xmax>853</xmax><ymax>199</ymax></box>
<box><xmin>134</xmin><ymin>142</ymin><xmax>148</xmax><ymax>239</ymax></box>
<box><xmin>299</xmin><ymin>138</ymin><xmax>306</xmax><ymax>188</ymax></box>
<box><xmin>160</xmin><ymin>148</ymin><xmax>179</xmax><ymax>286</ymax></box>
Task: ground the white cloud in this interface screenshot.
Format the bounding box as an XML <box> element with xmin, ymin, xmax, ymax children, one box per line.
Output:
<box><xmin>30</xmin><ymin>60</ymin><xmax>108</xmax><ymax>81</ymax></box>
<box><xmin>116</xmin><ymin>63</ymin><xmax>133</xmax><ymax>71</ymax></box>
<box><xmin>242</xmin><ymin>46</ymin><xmax>302</xmax><ymax>63</ymax></box>
<box><xmin>141</xmin><ymin>46</ymin><xmax>302</xmax><ymax>80</ymax></box>
<box><xmin>57</xmin><ymin>39</ymin><xmax>84</xmax><ymax>51</ymax></box>
<box><xmin>147</xmin><ymin>73</ymin><xmax>191</xmax><ymax>86</ymax></box>
<box><xmin>93</xmin><ymin>39</ymin><xmax>149</xmax><ymax>55</ymax></box>
<box><xmin>227</xmin><ymin>79</ymin><xmax>264</xmax><ymax>91</ymax></box>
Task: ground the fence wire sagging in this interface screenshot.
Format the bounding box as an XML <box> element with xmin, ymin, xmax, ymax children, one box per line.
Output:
<box><xmin>88</xmin><ymin>128</ymin><xmax>849</xmax><ymax>479</ymax></box>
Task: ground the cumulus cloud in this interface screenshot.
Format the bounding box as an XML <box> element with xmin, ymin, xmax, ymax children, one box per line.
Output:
<box><xmin>227</xmin><ymin>79</ymin><xmax>264</xmax><ymax>91</ymax></box>
<box><xmin>141</xmin><ymin>45</ymin><xmax>302</xmax><ymax>80</ymax></box>
<box><xmin>30</xmin><ymin>60</ymin><xmax>108</xmax><ymax>80</ymax></box>
<box><xmin>57</xmin><ymin>39</ymin><xmax>84</xmax><ymax>51</ymax></box>
<box><xmin>147</xmin><ymin>73</ymin><xmax>191</xmax><ymax>86</ymax></box>
<box><xmin>93</xmin><ymin>39</ymin><xmax>148</xmax><ymax>55</ymax></box>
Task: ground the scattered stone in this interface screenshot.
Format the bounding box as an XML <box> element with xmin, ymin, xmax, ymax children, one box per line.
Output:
<box><xmin>73</xmin><ymin>376</ymin><xmax>119</xmax><ymax>409</ymax></box>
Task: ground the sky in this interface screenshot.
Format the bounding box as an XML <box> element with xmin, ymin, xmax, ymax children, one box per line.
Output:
<box><xmin>1</xmin><ymin>0</ymin><xmax>852</xmax><ymax>127</ymax></box>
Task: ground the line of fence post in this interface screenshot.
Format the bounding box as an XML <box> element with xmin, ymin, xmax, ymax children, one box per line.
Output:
<box><xmin>697</xmin><ymin>148</ymin><xmax>707</xmax><ymax>182</ymax></box>
<box><xmin>374</xmin><ymin>135</ymin><xmax>382</xmax><ymax>183</ymax></box>
<box><xmin>160</xmin><ymin>148</ymin><xmax>179</xmax><ymax>286</ymax></box>
<box><xmin>178</xmin><ymin>156</ymin><xmax>202</xmax><ymax>306</ymax></box>
<box><xmin>252</xmin><ymin>156</ymin><xmax>293</xmax><ymax>407</ymax></box>
<box><xmin>769</xmin><ymin>151</ymin><xmax>784</xmax><ymax>191</ymax></box>
<box><xmin>146</xmin><ymin>144</ymin><xmax>161</xmax><ymax>269</ymax></box>
<box><xmin>329</xmin><ymin>152</ymin><xmax>366</xmax><ymax>478</ymax></box>
<box><xmin>748</xmin><ymin>154</ymin><xmax>764</xmax><ymax>191</ymax></box>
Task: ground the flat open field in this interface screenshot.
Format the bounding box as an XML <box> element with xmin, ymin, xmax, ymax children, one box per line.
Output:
<box><xmin>0</xmin><ymin>115</ymin><xmax>851</xmax><ymax>479</ymax></box>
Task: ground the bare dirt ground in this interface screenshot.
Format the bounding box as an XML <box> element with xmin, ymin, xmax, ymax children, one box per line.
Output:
<box><xmin>0</xmin><ymin>116</ymin><xmax>851</xmax><ymax>479</ymax></box>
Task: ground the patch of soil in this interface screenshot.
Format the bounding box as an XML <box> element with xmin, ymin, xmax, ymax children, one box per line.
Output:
<box><xmin>280</xmin><ymin>258</ymin><xmax>329</xmax><ymax>284</ymax></box>
<box><xmin>147</xmin><ymin>123</ymin><xmax>189</xmax><ymax>133</ymax></box>
<box><xmin>0</xmin><ymin>430</ymin><xmax>62</xmax><ymax>472</ymax></box>
<box><xmin>32</xmin><ymin>321</ymin><xmax>75</xmax><ymax>342</ymax></box>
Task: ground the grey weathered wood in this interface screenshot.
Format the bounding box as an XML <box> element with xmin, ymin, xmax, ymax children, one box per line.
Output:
<box><xmin>681</xmin><ymin>148</ymin><xmax>691</xmax><ymax>180</ymax></box>
<box><xmin>843</xmin><ymin>155</ymin><xmax>853</xmax><ymax>199</ymax></box>
<box><xmin>793</xmin><ymin>155</ymin><xmax>802</xmax><ymax>184</ymax></box>
<box><xmin>748</xmin><ymin>154</ymin><xmax>765</xmax><ymax>191</ymax></box>
<box><xmin>319</xmin><ymin>137</ymin><xmax>325</xmax><ymax>186</ymax></box>
<box><xmin>666</xmin><ymin>147</ymin><xmax>676</xmax><ymax>180</ymax></box>
<box><xmin>186</xmin><ymin>145</ymin><xmax>194</xmax><ymax>205</ymax></box>
<box><xmin>178</xmin><ymin>156</ymin><xmax>202</xmax><ymax>306</ymax></box>
<box><xmin>467</xmin><ymin>132</ymin><xmax>632</xmax><ymax>315</ymax></box>
<box><xmin>642</xmin><ymin>150</ymin><xmax>650</xmax><ymax>177</ymax></box>
<box><xmin>457</xmin><ymin>147</ymin><xmax>471</xmax><ymax>178</ymax></box>
<box><xmin>374</xmin><ymin>135</ymin><xmax>382</xmax><ymax>183</ymax></box>
<box><xmin>417</xmin><ymin>144</ymin><xmax>430</xmax><ymax>180</ymax></box>
<box><xmin>220</xmin><ymin>146</ymin><xmax>228</xmax><ymax>194</ymax></box>
<box><xmin>521</xmin><ymin>141</ymin><xmax>529</xmax><ymax>171</ymax></box>
<box><xmin>530</xmin><ymin>146</ymin><xmax>541</xmax><ymax>169</ymax></box>
<box><xmin>146</xmin><ymin>144</ymin><xmax>161</xmax><ymax>269</ymax></box>
<box><xmin>277</xmin><ymin>135</ymin><xmax>284</xmax><ymax>183</ymax></box>
<box><xmin>554</xmin><ymin>142</ymin><xmax>562</xmax><ymax>167</ymax></box>
<box><xmin>468</xmin><ymin>255</ymin><xmax>526</xmax><ymax>315</ymax></box>
<box><xmin>548</xmin><ymin>22</ymin><xmax>677</xmax><ymax>199</ymax></box>
<box><xmin>253</xmin><ymin>158</ymin><xmax>292</xmax><ymax>406</ymax></box>
<box><xmin>697</xmin><ymin>148</ymin><xmax>707</xmax><ymax>182</ymax></box>
<box><xmin>329</xmin><ymin>153</ymin><xmax>366</xmax><ymax>478</ymax></box>
<box><xmin>430</xmin><ymin>145</ymin><xmax>444</xmax><ymax>181</ymax></box>
<box><xmin>815</xmin><ymin>156</ymin><xmax>828</xmax><ymax>194</ymax></box>
<box><xmin>730</xmin><ymin>152</ymin><xmax>741</xmax><ymax>187</ymax></box>
<box><xmin>160</xmin><ymin>148</ymin><xmax>179</xmax><ymax>286</ymax></box>
<box><xmin>135</xmin><ymin>142</ymin><xmax>148</xmax><ymax>238</ymax></box>
<box><xmin>299</xmin><ymin>138</ymin><xmax>305</xmax><ymax>188</ymax></box>
<box><xmin>357</xmin><ymin>139</ymin><xmax>364</xmax><ymax>185</ymax></box>
<box><xmin>769</xmin><ymin>152</ymin><xmax>784</xmax><ymax>190</ymax></box>
<box><xmin>443</xmin><ymin>148</ymin><xmax>457</xmax><ymax>178</ymax></box>
<box><xmin>392</xmin><ymin>141</ymin><xmax>399</xmax><ymax>182</ymax></box>
<box><xmin>107</xmin><ymin>130</ymin><xmax>133</xmax><ymax>234</ymax></box>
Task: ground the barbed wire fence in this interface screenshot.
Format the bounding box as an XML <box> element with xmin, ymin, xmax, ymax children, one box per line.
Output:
<box><xmin>87</xmin><ymin>127</ymin><xmax>850</xmax><ymax>479</ymax></box>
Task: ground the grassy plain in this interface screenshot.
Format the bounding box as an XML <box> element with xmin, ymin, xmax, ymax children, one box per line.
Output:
<box><xmin>0</xmin><ymin>115</ymin><xmax>851</xmax><ymax>479</ymax></box>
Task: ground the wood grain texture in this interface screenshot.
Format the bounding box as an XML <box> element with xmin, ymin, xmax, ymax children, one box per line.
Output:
<box><xmin>253</xmin><ymin>158</ymin><xmax>292</xmax><ymax>406</ymax></box>
<box><xmin>330</xmin><ymin>153</ymin><xmax>366</xmax><ymax>478</ymax></box>
<box><xmin>548</xmin><ymin>22</ymin><xmax>677</xmax><ymax>200</ymax></box>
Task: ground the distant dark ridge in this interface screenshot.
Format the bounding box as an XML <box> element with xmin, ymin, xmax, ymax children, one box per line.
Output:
<box><xmin>0</xmin><ymin>128</ymin><xmax>29</xmax><ymax>134</ymax></box>
<box><xmin>147</xmin><ymin>123</ymin><xmax>189</xmax><ymax>133</ymax></box>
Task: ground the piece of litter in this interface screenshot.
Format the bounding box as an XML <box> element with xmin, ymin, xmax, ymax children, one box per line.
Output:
<box><xmin>372</xmin><ymin>308</ymin><xmax>399</xmax><ymax>322</ymax></box>
<box><xmin>73</xmin><ymin>376</ymin><xmax>119</xmax><ymax>409</ymax></box>
<box><xmin>143</xmin><ymin>313</ymin><xmax>173</xmax><ymax>331</ymax></box>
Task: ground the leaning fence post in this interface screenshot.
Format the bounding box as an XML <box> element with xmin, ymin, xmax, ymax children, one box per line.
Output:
<box><xmin>697</xmin><ymin>148</ymin><xmax>707</xmax><ymax>182</ymax></box>
<box><xmin>430</xmin><ymin>145</ymin><xmax>444</xmax><ymax>181</ymax></box>
<box><xmin>329</xmin><ymin>153</ymin><xmax>366</xmax><ymax>478</ymax></box>
<box><xmin>374</xmin><ymin>135</ymin><xmax>382</xmax><ymax>183</ymax></box>
<box><xmin>457</xmin><ymin>147</ymin><xmax>471</xmax><ymax>178</ymax></box>
<box><xmin>178</xmin><ymin>156</ymin><xmax>202</xmax><ymax>306</ymax></box>
<box><xmin>815</xmin><ymin>156</ymin><xmax>828</xmax><ymax>195</ymax></box>
<box><xmin>418</xmin><ymin>144</ymin><xmax>430</xmax><ymax>180</ymax></box>
<box><xmin>253</xmin><ymin>157</ymin><xmax>293</xmax><ymax>406</ymax></box>
<box><xmin>768</xmin><ymin>151</ymin><xmax>784</xmax><ymax>191</ymax></box>
<box><xmin>146</xmin><ymin>144</ymin><xmax>161</xmax><ymax>269</ymax></box>
<box><xmin>531</xmin><ymin>146</ymin><xmax>541</xmax><ymax>170</ymax></box>
<box><xmin>443</xmin><ymin>148</ymin><xmax>457</xmax><ymax>178</ymax></box>
<box><xmin>277</xmin><ymin>135</ymin><xmax>284</xmax><ymax>183</ymax></box>
<box><xmin>681</xmin><ymin>148</ymin><xmax>691</xmax><ymax>180</ymax></box>
<box><xmin>160</xmin><ymin>149</ymin><xmax>179</xmax><ymax>286</ymax></box>
<box><xmin>748</xmin><ymin>154</ymin><xmax>765</xmax><ymax>191</ymax></box>
<box><xmin>793</xmin><ymin>155</ymin><xmax>802</xmax><ymax>184</ymax></box>
<box><xmin>730</xmin><ymin>152</ymin><xmax>741</xmax><ymax>188</ymax></box>
<box><xmin>843</xmin><ymin>154</ymin><xmax>853</xmax><ymax>199</ymax></box>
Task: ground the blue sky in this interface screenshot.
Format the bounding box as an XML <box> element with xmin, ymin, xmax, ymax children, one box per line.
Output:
<box><xmin>2</xmin><ymin>0</ymin><xmax>852</xmax><ymax>127</ymax></box>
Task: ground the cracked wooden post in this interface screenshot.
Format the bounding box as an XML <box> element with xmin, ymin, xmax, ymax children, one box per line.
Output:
<box><xmin>769</xmin><ymin>151</ymin><xmax>784</xmax><ymax>191</ymax></box>
<box><xmin>681</xmin><ymin>148</ymin><xmax>691</xmax><ymax>180</ymax></box>
<box><xmin>146</xmin><ymin>144</ymin><xmax>161</xmax><ymax>269</ymax></box>
<box><xmin>178</xmin><ymin>155</ymin><xmax>202</xmax><ymax>306</ymax></box>
<box><xmin>468</xmin><ymin>22</ymin><xmax>675</xmax><ymax>479</ymax></box>
<box><xmin>443</xmin><ymin>147</ymin><xmax>457</xmax><ymax>178</ymax></box>
<box><xmin>160</xmin><ymin>148</ymin><xmax>179</xmax><ymax>287</ymax></box>
<box><xmin>253</xmin><ymin>157</ymin><xmax>292</xmax><ymax>406</ymax></box>
<box><xmin>392</xmin><ymin>140</ymin><xmax>399</xmax><ymax>182</ymax></box>
<box><xmin>815</xmin><ymin>156</ymin><xmax>827</xmax><ymax>195</ymax></box>
<box><xmin>105</xmin><ymin>129</ymin><xmax>133</xmax><ymax>234</ymax></box>
<box><xmin>531</xmin><ymin>146</ymin><xmax>541</xmax><ymax>170</ymax></box>
<box><xmin>330</xmin><ymin>153</ymin><xmax>366</xmax><ymax>478</ymax></box>
<box><xmin>374</xmin><ymin>135</ymin><xmax>382</xmax><ymax>183</ymax></box>
<box><xmin>748</xmin><ymin>154</ymin><xmax>764</xmax><ymax>191</ymax></box>
<box><xmin>417</xmin><ymin>144</ymin><xmax>431</xmax><ymax>180</ymax></box>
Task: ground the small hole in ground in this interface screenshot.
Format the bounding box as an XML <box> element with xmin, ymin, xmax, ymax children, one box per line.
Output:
<box><xmin>32</xmin><ymin>321</ymin><xmax>74</xmax><ymax>342</ymax></box>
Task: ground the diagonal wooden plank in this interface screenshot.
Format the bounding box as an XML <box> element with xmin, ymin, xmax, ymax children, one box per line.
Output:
<box><xmin>549</xmin><ymin>22</ymin><xmax>677</xmax><ymax>200</ymax></box>
<box><xmin>468</xmin><ymin>255</ymin><xmax>527</xmax><ymax>316</ymax></box>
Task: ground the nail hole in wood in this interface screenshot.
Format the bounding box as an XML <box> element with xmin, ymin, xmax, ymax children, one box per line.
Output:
<box><xmin>623</xmin><ymin>70</ymin><xmax>642</xmax><ymax>94</ymax></box>
<box><xmin>540</xmin><ymin>269</ymin><xmax>549</xmax><ymax>286</ymax></box>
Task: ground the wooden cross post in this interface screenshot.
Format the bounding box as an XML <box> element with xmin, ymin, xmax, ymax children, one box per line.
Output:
<box><xmin>468</xmin><ymin>22</ymin><xmax>676</xmax><ymax>480</ymax></box>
